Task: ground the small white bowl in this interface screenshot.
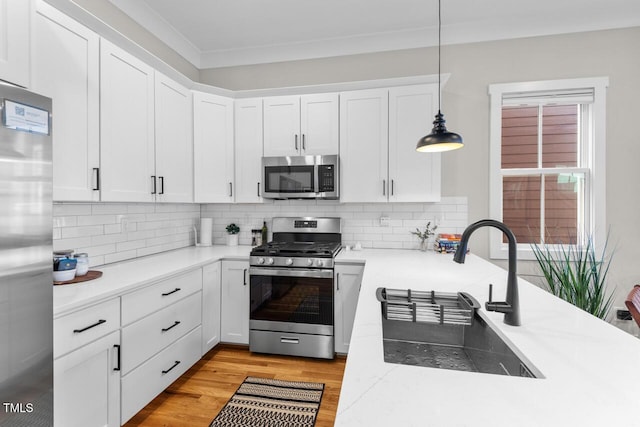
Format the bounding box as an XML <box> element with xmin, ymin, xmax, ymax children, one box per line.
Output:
<box><xmin>53</xmin><ymin>269</ymin><xmax>76</xmax><ymax>282</ymax></box>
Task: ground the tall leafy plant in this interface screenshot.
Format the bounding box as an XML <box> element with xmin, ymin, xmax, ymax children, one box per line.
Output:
<box><xmin>531</xmin><ymin>235</ymin><xmax>614</xmax><ymax>319</ymax></box>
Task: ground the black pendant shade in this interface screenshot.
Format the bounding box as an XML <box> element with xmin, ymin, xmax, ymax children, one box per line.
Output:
<box><xmin>416</xmin><ymin>0</ymin><xmax>463</xmax><ymax>153</ymax></box>
<box><xmin>416</xmin><ymin>110</ymin><xmax>463</xmax><ymax>152</ymax></box>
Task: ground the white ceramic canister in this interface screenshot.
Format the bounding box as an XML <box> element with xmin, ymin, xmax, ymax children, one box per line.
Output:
<box><xmin>74</xmin><ymin>253</ymin><xmax>90</xmax><ymax>276</ymax></box>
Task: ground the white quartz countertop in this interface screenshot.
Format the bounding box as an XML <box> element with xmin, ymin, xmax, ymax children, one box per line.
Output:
<box><xmin>334</xmin><ymin>248</ymin><xmax>640</xmax><ymax>427</ymax></box>
<box><xmin>53</xmin><ymin>245</ymin><xmax>252</xmax><ymax>317</ymax></box>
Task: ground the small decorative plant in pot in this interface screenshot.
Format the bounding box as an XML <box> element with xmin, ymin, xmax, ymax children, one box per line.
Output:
<box><xmin>411</xmin><ymin>222</ymin><xmax>438</xmax><ymax>251</ymax></box>
<box><xmin>225</xmin><ymin>223</ymin><xmax>240</xmax><ymax>246</ymax></box>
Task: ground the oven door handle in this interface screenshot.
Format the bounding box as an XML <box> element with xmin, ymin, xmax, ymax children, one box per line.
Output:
<box><xmin>249</xmin><ymin>267</ymin><xmax>333</xmax><ymax>279</ymax></box>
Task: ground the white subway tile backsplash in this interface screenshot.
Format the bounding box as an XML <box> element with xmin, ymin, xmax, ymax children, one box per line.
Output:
<box><xmin>53</xmin><ymin>197</ymin><xmax>467</xmax><ymax>266</ymax></box>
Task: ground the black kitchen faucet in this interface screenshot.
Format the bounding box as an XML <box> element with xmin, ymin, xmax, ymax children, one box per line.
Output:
<box><xmin>453</xmin><ymin>219</ymin><xmax>521</xmax><ymax>326</ymax></box>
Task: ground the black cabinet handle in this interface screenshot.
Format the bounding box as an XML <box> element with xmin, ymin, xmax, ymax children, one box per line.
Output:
<box><xmin>257</xmin><ymin>182</ymin><xmax>261</xmax><ymax>197</ymax></box>
<box><xmin>243</xmin><ymin>269</ymin><xmax>247</xmax><ymax>286</ymax></box>
<box><xmin>336</xmin><ymin>272</ymin><xmax>340</xmax><ymax>291</ymax></box>
<box><xmin>151</xmin><ymin>176</ymin><xmax>157</xmax><ymax>194</ymax></box>
<box><xmin>391</xmin><ymin>179</ymin><xmax>395</xmax><ymax>196</ymax></box>
<box><xmin>161</xmin><ymin>320</ymin><xmax>181</xmax><ymax>332</ymax></box>
<box><xmin>229</xmin><ymin>182</ymin><xmax>233</xmax><ymax>197</ymax></box>
<box><xmin>295</xmin><ymin>134</ymin><xmax>298</xmax><ymax>150</ymax></box>
<box><xmin>161</xmin><ymin>287</ymin><xmax>181</xmax><ymax>297</ymax></box>
<box><xmin>113</xmin><ymin>344</ymin><xmax>121</xmax><ymax>371</ymax></box>
<box><xmin>73</xmin><ymin>319</ymin><xmax>106</xmax><ymax>334</ymax></box>
<box><xmin>159</xmin><ymin>176</ymin><xmax>164</xmax><ymax>194</ymax></box>
<box><xmin>382</xmin><ymin>179</ymin><xmax>386</xmax><ymax>196</ymax></box>
<box><xmin>161</xmin><ymin>360</ymin><xmax>181</xmax><ymax>374</ymax></box>
<box><xmin>302</xmin><ymin>134</ymin><xmax>306</xmax><ymax>150</ymax></box>
<box><xmin>93</xmin><ymin>167</ymin><xmax>100</xmax><ymax>191</ymax></box>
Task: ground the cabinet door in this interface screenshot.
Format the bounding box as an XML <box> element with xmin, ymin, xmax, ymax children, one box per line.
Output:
<box><xmin>193</xmin><ymin>91</ymin><xmax>234</xmax><ymax>202</ymax></box>
<box><xmin>32</xmin><ymin>1</ymin><xmax>100</xmax><ymax>202</ymax></box>
<box><xmin>300</xmin><ymin>93</ymin><xmax>339</xmax><ymax>155</ymax></box>
<box><xmin>339</xmin><ymin>89</ymin><xmax>389</xmax><ymax>202</ymax></box>
<box><xmin>154</xmin><ymin>72</ymin><xmax>193</xmax><ymax>202</ymax></box>
<box><xmin>334</xmin><ymin>264</ymin><xmax>363</xmax><ymax>354</ymax></box>
<box><xmin>220</xmin><ymin>260</ymin><xmax>249</xmax><ymax>344</ymax></box>
<box><xmin>100</xmin><ymin>39</ymin><xmax>155</xmax><ymax>202</ymax></box>
<box><xmin>263</xmin><ymin>95</ymin><xmax>300</xmax><ymax>156</ymax></box>
<box><xmin>234</xmin><ymin>98</ymin><xmax>264</xmax><ymax>203</ymax></box>
<box><xmin>54</xmin><ymin>331</ymin><xmax>120</xmax><ymax>427</ymax></box>
<box><xmin>202</xmin><ymin>262</ymin><xmax>221</xmax><ymax>354</ymax></box>
<box><xmin>0</xmin><ymin>0</ymin><xmax>30</xmax><ymax>87</ymax></box>
<box><xmin>389</xmin><ymin>85</ymin><xmax>441</xmax><ymax>202</ymax></box>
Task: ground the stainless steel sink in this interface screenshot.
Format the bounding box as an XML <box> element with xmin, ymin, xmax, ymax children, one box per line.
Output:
<box><xmin>377</xmin><ymin>288</ymin><xmax>543</xmax><ymax>378</ymax></box>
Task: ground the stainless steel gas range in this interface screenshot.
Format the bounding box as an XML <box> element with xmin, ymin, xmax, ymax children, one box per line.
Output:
<box><xmin>249</xmin><ymin>217</ymin><xmax>342</xmax><ymax>359</ymax></box>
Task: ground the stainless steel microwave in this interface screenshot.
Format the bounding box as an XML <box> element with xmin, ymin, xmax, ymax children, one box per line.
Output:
<box><xmin>262</xmin><ymin>155</ymin><xmax>339</xmax><ymax>200</ymax></box>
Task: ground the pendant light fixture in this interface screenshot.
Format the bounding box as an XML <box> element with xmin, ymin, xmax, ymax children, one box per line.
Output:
<box><xmin>416</xmin><ymin>0</ymin><xmax>463</xmax><ymax>153</ymax></box>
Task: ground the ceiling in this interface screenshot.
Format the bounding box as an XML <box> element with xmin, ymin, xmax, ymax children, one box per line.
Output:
<box><xmin>109</xmin><ymin>0</ymin><xmax>640</xmax><ymax>69</ymax></box>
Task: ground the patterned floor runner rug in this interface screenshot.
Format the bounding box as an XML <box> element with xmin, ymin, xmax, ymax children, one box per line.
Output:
<box><xmin>209</xmin><ymin>376</ymin><xmax>325</xmax><ymax>427</ymax></box>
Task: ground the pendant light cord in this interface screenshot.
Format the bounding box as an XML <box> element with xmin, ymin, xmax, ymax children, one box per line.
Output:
<box><xmin>437</xmin><ymin>0</ymin><xmax>441</xmax><ymax>112</ymax></box>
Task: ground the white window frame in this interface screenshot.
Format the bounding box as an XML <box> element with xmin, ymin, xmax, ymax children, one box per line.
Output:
<box><xmin>488</xmin><ymin>77</ymin><xmax>608</xmax><ymax>260</ymax></box>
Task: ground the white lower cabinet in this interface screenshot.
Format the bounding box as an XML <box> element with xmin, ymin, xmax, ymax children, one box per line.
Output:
<box><xmin>202</xmin><ymin>262</ymin><xmax>222</xmax><ymax>354</ymax></box>
<box><xmin>334</xmin><ymin>263</ymin><xmax>364</xmax><ymax>354</ymax></box>
<box><xmin>120</xmin><ymin>269</ymin><xmax>203</xmax><ymax>424</ymax></box>
<box><xmin>53</xmin><ymin>297</ymin><xmax>121</xmax><ymax>427</ymax></box>
<box><xmin>121</xmin><ymin>327</ymin><xmax>202</xmax><ymax>423</ymax></box>
<box><xmin>221</xmin><ymin>260</ymin><xmax>250</xmax><ymax>344</ymax></box>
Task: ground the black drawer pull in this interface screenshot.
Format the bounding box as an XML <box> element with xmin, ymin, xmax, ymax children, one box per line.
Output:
<box><xmin>73</xmin><ymin>319</ymin><xmax>106</xmax><ymax>333</ymax></box>
<box><xmin>161</xmin><ymin>287</ymin><xmax>181</xmax><ymax>297</ymax></box>
<box><xmin>161</xmin><ymin>320</ymin><xmax>181</xmax><ymax>332</ymax></box>
<box><xmin>161</xmin><ymin>360</ymin><xmax>181</xmax><ymax>374</ymax></box>
<box><xmin>114</xmin><ymin>344</ymin><xmax>121</xmax><ymax>371</ymax></box>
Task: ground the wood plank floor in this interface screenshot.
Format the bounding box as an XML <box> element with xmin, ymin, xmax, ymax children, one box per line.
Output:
<box><xmin>124</xmin><ymin>345</ymin><xmax>346</xmax><ymax>427</ymax></box>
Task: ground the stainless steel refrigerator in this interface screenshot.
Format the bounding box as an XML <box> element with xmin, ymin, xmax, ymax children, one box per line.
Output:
<box><xmin>0</xmin><ymin>82</ymin><xmax>53</xmax><ymax>426</ymax></box>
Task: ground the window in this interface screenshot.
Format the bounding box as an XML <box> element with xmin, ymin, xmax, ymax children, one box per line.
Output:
<box><xmin>489</xmin><ymin>78</ymin><xmax>608</xmax><ymax>260</ymax></box>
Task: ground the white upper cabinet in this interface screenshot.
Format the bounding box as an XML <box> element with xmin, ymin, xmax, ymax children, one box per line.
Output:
<box><xmin>388</xmin><ymin>85</ymin><xmax>441</xmax><ymax>202</ymax></box>
<box><xmin>0</xmin><ymin>0</ymin><xmax>30</xmax><ymax>88</ymax></box>
<box><xmin>193</xmin><ymin>91</ymin><xmax>233</xmax><ymax>203</ymax></box>
<box><xmin>154</xmin><ymin>72</ymin><xmax>193</xmax><ymax>203</ymax></box>
<box><xmin>32</xmin><ymin>1</ymin><xmax>99</xmax><ymax>202</ymax></box>
<box><xmin>339</xmin><ymin>88</ymin><xmax>389</xmax><ymax>203</ymax></box>
<box><xmin>340</xmin><ymin>85</ymin><xmax>441</xmax><ymax>203</ymax></box>
<box><xmin>99</xmin><ymin>39</ymin><xmax>155</xmax><ymax>202</ymax></box>
<box><xmin>234</xmin><ymin>98</ymin><xmax>264</xmax><ymax>203</ymax></box>
<box><xmin>263</xmin><ymin>93</ymin><xmax>338</xmax><ymax>156</ymax></box>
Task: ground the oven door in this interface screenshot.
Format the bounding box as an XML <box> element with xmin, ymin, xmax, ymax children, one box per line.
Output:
<box><xmin>249</xmin><ymin>267</ymin><xmax>333</xmax><ymax>336</ymax></box>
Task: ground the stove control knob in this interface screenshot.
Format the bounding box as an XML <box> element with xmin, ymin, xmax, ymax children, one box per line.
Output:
<box><xmin>267</xmin><ymin>257</ymin><xmax>274</xmax><ymax>265</ymax></box>
<box><xmin>306</xmin><ymin>258</ymin><xmax>314</xmax><ymax>266</ymax></box>
<box><xmin>257</xmin><ymin>257</ymin><xmax>265</xmax><ymax>265</ymax></box>
<box><xmin>315</xmin><ymin>259</ymin><xmax>324</xmax><ymax>267</ymax></box>
<box><xmin>285</xmin><ymin>258</ymin><xmax>293</xmax><ymax>266</ymax></box>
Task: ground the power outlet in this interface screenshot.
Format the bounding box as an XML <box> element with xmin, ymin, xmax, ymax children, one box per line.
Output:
<box><xmin>616</xmin><ymin>308</ymin><xmax>632</xmax><ymax>321</ymax></box>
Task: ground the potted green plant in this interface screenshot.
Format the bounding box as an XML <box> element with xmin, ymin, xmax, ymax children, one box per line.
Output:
<box><xmin>225</xmin><ymin>223</ymin><xmax>240</xmax><ymax>246</ymax></box>
<box><xmin>411</xmin><ymin>222</ymin><xmax>438</xmax><ymax>251</ymax></box>
<box><xmin>531</xmin><ymin>235</ymin><xmax>614</xmax><ymax>319</ymax></box>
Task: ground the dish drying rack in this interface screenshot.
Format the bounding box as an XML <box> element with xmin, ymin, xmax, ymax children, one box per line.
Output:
<box><xmin>376</xmin><ymin>287</ymin><xmax>480</xmax><ymax>326</ymax></box>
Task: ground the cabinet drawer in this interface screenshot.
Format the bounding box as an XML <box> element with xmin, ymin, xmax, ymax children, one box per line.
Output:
<box><xmin>122</xmin><ymin>269</ymin><xmax>202</xmax><ymax>325</ymax></box>
<box><xmin>54</xmin><ymin>298</ymin><xmax>121</xmax><ymax>358</ymax></box>
<box><xmin>121</xmin><ymin>326</ymin><xmax>202</xmax><ymax>424</ymax></box>
<box><xmin>121</xmin><ymin>291</ymin><xmax>202</xmax><ymax>374</ymax></box>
